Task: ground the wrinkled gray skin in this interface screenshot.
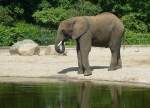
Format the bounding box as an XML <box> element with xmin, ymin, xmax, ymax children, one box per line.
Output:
<box><xmin>55</xmin><ymin>12</ymin><xmax>124</xmax><ymax>76</ymax></box>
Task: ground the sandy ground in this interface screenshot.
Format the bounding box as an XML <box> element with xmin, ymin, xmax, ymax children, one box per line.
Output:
<box><xmin>0</xmin><ymin>46</ymin><xmax>150</xmax><ymax>86</ymax></box>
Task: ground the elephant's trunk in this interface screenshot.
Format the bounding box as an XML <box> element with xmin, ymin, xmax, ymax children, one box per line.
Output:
<box><xmin>55</xmin><ymin>29</ymin><xmax>65</xmax><ymax>54</ymax></box>
<box><xmin>55</xmin><ymin>40</ymin><xmax>65</xmax><ymax>53</ymax></box>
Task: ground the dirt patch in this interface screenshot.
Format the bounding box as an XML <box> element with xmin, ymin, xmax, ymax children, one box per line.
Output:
<box><xmin>0</xmin><ymin>46</ymin><xmax>150</xmax><ymax>85</ymax></box>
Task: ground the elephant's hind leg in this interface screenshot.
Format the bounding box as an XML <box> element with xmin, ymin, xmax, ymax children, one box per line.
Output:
<box><xmin>117</xmin><ymin>50</ymin><xmax>122</xmax><ymax>68</ymax></box>
<box><xmin>108</xmin><ymin>31</ymin><xmax>122</xmax><ymax>71</ymax></box>
<box><xmin>109</xmin><ymin>45</ymin><xmax>122</xmax><ymax>71</ymax></box>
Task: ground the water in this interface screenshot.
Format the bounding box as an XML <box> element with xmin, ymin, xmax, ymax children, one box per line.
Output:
<box><xmin>0</xmin><ymin>82</ymin><xmax>150</xmax><ymax>108</ymax></box>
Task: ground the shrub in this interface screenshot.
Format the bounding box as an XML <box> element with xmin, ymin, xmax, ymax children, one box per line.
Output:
<box><xmin>0</xmin><ymin>22</ymin><xmax>56</xmax><ymax>46</ymax></box>
<box><xmin>32</xmin><ymin>1</ymin><xmax>103</xmax><ymax>28</ymax></box>
<box><xmin>0</xmin><ymin>6</ymin><xmax>14</xmax><ymax>26</ymax></box>
<box><xmin>124</xmin><ymin>31</ymin><xmax>150</xmax><ymax>45</ymax></box>
<box><xmin>14</xmin><ymin>22</ymin><xmax>57</xmax><ymax>45</ymax></box>
<box><xmin>74</xmin><ymin>1</ymin><xmax>103</xmax><ymax>16</ymax></box>
<box><xmin>12</xmin><ymin>5</ymin><xmax>24</xmax><ymax>18</ymax></box>
<box><xmin>32</xmin><ymin>7</ymin><xmax>75</xmax><ymax>28</ymax></box>
<box><xmin>112</xmin><ymin>4</ymin><xmax>133</xmax><ymax>16</ymax></box>
<box><xmin>38</xmin><ymin>0</ymin><xmax>51</xmax><ymax>10</ymax></box>
<box><xmin>0</xmin><ymin>25</ymin><xmax>13</xmax><ymax>46</ymax></box>
<box><xmin>121</xmin><ymin>13</ymin><xmax>148</xmax><ymax>33</ymax></box>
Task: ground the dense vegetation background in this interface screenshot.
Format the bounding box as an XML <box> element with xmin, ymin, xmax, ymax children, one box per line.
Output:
<box><xmin>0</xmin><ymin>0</ymin><xmax>150</xmax><ymax>46</ymax></box>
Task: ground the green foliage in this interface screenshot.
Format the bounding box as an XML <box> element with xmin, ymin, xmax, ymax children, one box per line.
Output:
<box><xmin>0</xmin><ymin>22</ymin><xmax>56</xmax><ymax>46</ymax></box>
<box><xmin>121</xmin><ymin>13</ymin><xmax>148</xmax><ymax>33</ymax></box>
<box><xmin>0</xmin><ymin>6</ymin><xmax>14</xmax><ymax>26</ymax></box>
<box><xmin>124</xmin><ymin>31</ymin><xmax>150</xmax><ymax>45</ymax></box>
<box><xmin>58</xmin><ymin>0</ymin><xmax>75</xmax><ymax>9</ymax></box>
<box><xmin>13</xmin><ymin>5</ymin><xmax>24</xmax><ymax>17</ymax></box>
<box><xmin>0</xmin><ymin>0</ymin><xmax>150</xmax><ymax>45</ymax></box>
<box><xmin>14</xmin><ymin>22</ymin><xmax>56</xmax><ymax>45</ymax></box>
<box><xmin>0</xmin><ymin>25</ymin><xmax>13</xmax><ymax>46</ymax></box>
<box><xmin>33</xmin><ymin>8</ymin><xmax>75</xmax><ymax>28</ymax></box>
<box><xmin>38</xmin><ymin>0</ymin><xmax>51</xmax><ymax>10</ymax></box>
<box><xmin>75</xmin><ymin>1</ymin><xmax>103</xmax><ymax>16</ymax></box>
<box><xmin>112</xmin><ymin>3</ymin><xmax>133</xmax><ymax>16</ymax></box>
<box><xmin>32</xmin><ymin>1</ymin><xmax>103</xmax><ymax>28</ymax></box>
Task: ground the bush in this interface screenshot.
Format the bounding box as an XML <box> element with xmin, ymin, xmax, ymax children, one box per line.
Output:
<box><xmin>0</xmin><ymin>0</ymin><xmax>150</xmax><ymax>46</ymax></box>
<box><xmin>0</xmin><ymin>6</ymin><xmax>14</xmax><ymax>26</ymax></box>
<box><xmin>32</xmin><ymin>1</ymin><xmax>103</xmax><ymax>28</ymax></box>
<box><xmin>0</xmin><ymin>25</ymin><xmax>13</xmax><ymax>46</ymax></box>
<box><xmin>124</xmin><ymin>31</ymin><xmax>150</xmax><ymax>45</ymax></box>
<box><xmin>112</xmin><ymin>4</ymin><xmax>133</xmax><ymax>16</ymax></box>
<box><xmin>32</xmin><ymin>7</ymin><xmax>76</xmax><ymax>28</ymax></box>
<box><xmin>121</xmin><ymin>13</ymin><xmax>148</xmax><ymax>33</ymax></box>
<box><xmin>0</xmin><ymin>22</ymin><xmax>56</xmax><ymax>46</ymax></box>
<box><xmin>74</xmin><ymin>1</ymin><xmax>103</xmax><ymax>16</ymax></box>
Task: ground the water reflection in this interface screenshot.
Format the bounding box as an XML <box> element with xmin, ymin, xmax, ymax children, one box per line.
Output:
<box><xmin>78</xmin><ymin>82</ymin><xmax>91</xmax><ymax>108</ymax></box>
<box><xmin>111</xmin><ymin>87</ymin><xmax>121</xmax><ymax>108</ymax></box>
<box><xmin>0</xmin><ymin>82</ymin><xmax>150</xmax><ymax>108</ymax></box>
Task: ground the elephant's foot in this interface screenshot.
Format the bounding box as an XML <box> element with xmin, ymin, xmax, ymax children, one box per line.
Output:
<box><xmin>108</xmin><ymin>65</ymin><xmax>122</xmax><ymax>71</ymax></box>
<box><xmin>84</xmin><ymin>70</ymin><xmax>92</xmax><ymax>76</ymax></box>
<box><xmin>78</xmin><ymin>68</ymin><xmax>84</xmax><ymax>74</ymax></box>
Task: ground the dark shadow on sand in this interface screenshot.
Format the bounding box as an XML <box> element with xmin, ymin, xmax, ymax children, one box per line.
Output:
<box><xmin>58</xmin><ymin>66</ymin><xmax>108</xmax><ymax>74</ymax></box>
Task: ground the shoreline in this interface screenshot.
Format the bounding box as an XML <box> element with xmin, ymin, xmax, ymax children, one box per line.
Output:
<box><xmin>0</xmin><ymin>76</ymin><xmax>150</xmax><ymax>88</ymax></box>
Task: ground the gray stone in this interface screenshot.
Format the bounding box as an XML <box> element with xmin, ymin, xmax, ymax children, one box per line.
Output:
<box><xmin>9</xmin><ymin>39</ymin><xmax>40</xmax><ymax>56</ymax></box>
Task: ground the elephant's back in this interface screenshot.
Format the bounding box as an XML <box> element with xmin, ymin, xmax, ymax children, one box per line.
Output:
<box><xmin>89</xmin><ymin>12</ymin><xmax>124</xmax><ymax>35</ymax></box>
<box><xmin>95</xmin><ymin>12</ymin><xmax>124</xmax><ymax>30</ymax></box>
<box><xmin>89</xmin><ymin>13</ymin><xmax>124</xmax><ymax>47</ymax></box>
<box><xmin>96</xmin><ymin>12</ymin><xmax>120</xmax><ymax>21</ymax></box>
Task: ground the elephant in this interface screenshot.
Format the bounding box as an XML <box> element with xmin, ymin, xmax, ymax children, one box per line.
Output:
<box><xmin>55</xmin><ymin>12</ymin><xmax>124</xmax><ymax>76</ymax></box>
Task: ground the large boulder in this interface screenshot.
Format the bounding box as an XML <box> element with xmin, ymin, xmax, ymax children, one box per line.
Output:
<box><xmin>9</xmin><ymin>39</ymin><xmax>40</xmax><ymax>56</ymax></box>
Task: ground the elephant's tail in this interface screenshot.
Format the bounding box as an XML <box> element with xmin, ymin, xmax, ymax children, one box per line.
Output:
<box><xmin>122</xmin><ymin>29</ymin><xmax>127</xmax><ymax>49</ymax></box>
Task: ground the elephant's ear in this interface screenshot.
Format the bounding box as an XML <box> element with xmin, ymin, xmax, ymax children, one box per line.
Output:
<box><xmin>72</xmin><ymin>17</ymin><xmax>89</xmax><ymax>39</ymax></box>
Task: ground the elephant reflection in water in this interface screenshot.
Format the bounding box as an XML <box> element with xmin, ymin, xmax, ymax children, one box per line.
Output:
<box><xmin>78</xmin><ymin>82</ymin><xmax>91</xmax><ymax>108</ymax></box>
<box><xmin>111</xmin><ymin>87</ymin><xmax>122</xmax><ymax>108</ymax></box>
<box><xmin>77</xmin><ymin>83</ymin><xmax>122</xmax><ymax>108</ymax></box>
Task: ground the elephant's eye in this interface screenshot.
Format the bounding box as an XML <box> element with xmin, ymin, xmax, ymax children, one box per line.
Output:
<box><xmin>62</xmin><ymin>29</ymin><xmax>72</xmax><ymax>35</ymax></box>
<box><xmin>62</xmin><ymin>30</ymin><xmax>67</xmax><ymax>35</ymax></box>
<box><xmin>62</xmin><ymin>30</ymin><xmax>65</xmax><ymax>33</ymax></box>
<box><xmin>69</xmin><ymin>29</ymin><xmax>73</xmax><ymax>33</ymax></box>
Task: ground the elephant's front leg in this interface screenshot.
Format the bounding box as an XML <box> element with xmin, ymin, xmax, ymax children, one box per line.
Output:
<box><xmin>76</xmin><ymin>40</ymin><xmax>84</xmax><ymax>74</ymax></box>
<box><xmin>79</xmin><ymin>35</ymin><xmax>92</xmax><ymax>76</ymax></box>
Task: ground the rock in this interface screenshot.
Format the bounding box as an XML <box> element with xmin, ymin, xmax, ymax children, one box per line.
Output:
<box><xmin>45</xmin><ymin>45</ymin><xmax>67</xmax><ymax>56</ymax></box>
<box><xmin>9</xmin><ymin>39</ymin><xmax>40</xmax><ymax>56</ymax></box>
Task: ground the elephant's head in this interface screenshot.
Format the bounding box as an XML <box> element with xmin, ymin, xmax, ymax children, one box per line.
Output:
<box><xmin>55</xmin><ymin>17</ymin><xmax>89</xmax><ymax>53</ymax></box>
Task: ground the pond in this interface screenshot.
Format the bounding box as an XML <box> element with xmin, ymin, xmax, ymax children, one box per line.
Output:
<box><xmin>0</xmin><ymin>82</ymin><xmax>150</xmax><ymax>108</ymax></box>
